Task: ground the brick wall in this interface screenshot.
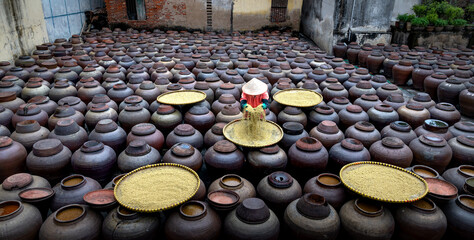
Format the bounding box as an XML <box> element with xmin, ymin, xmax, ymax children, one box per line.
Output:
<box><xmin>105</xmin><ymin>0</ymin><xmax>202</xmax><ymax>29</ymax></box>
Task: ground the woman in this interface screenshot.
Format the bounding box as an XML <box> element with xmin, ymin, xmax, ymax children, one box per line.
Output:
<box><xmin>240</xmin><ymin>78</ymin><xmax>269</xmax><ymax>120</ymax></box>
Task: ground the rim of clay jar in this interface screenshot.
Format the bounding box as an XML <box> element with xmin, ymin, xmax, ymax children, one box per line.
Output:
<box><xmin>18</xmin><ymin>187</ymin><xmax>55</xmax><ymax>203</ymax></box>
<box><xmin>60</xmin><ymin>175</ymin><xmax>86</xmax><ymax>189</ymax></box>
<box><xmin>54</xmin><ymin>204</ymin><xmax>86</xmax><ymax>223</ymax></box>
<box><xmin>117</xmin><ymin>205</ymin><xmax>138</xmax><ymax>220</ymax></box>
<box><xmin>410</xmin><ymin>198</ymin><xmax>436</xmax><ymax>213</ymax></box>
<box><xmin>0</xmin><ymin>201</ymin><xmax>23</xmax><ymax>220</ymax></box>
<box><xmin>390</xmin><ymin>121</ymin><xmax>412</xmax><ymax>132</ymax></box>
<box><xmin>354</xmin><ymin>198</ymin><xmax>383</xmax><ymax>217</ymax></box>
<box><xmin>267</xmin><ymin>171</ymin><xmax>293</xmax><ymax>189</ymax></box>
<box><xmin>296</xmin><ymin>193</ymin><xmax>329</xmax><ymax>220</ymax></box>
<box><xmin>411</xmin><ymin>165</ymin><xmax>440</xmax><ymax>179</ymax></box>
<box><xmin>207</xmin><ymin>189</ymin><xmax>240</xmax><ymax>207</ymax></box>
<box><xmin>458</xmin><ymin>165</ymin><xmax>474</xmax><ymax>178</ymax></box>
<box><xmin>179</xmin><ymin>200</ymin><xmax>207</xmax><ymax>220</ymax></box>
<box><xmin>219</xmin><ymin>174</ymin><xmax>244</xmax><ymax>190</ymax></box>
<box><xmin>15</xmin><ymin>120</ymin><xmax>41</xmax><ymax>133</ymax></box>
<box><xmin>456</xmin><ymin>195</ymin><xmax>474</xmax><ymax>213</ymax></box>
<box><xmin>316</xmin><ymin>173</ymin><xmax>341</xmax><ymax>187</ymax></box>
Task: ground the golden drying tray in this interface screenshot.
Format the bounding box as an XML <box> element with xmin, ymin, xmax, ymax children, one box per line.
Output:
<box><xmin>223</xmin><ymin>119</ymin><xmax>283</xmax><ymax>148</ymax></box>
<box><xmin>156</xmin><ymin>90</ymin><xmax>206</xmax><ymax>105</ymax></box>
<box><xmin>340</xmin><ymin>161</ymin><xmax>428</xmax><ymax>203</ymax></box>
<box><xmin>114</xmin><ymin>163</ymin><xmax>200</xmax><ymax>212</ymax></box>
<box><xmin>272</xmin><ymin>88</ymin><xmax>323</xmax><ymax>107</ymax></box>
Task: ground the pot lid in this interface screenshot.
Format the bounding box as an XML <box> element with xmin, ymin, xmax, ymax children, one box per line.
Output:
<box><xmin>16</xmin><ymin>104</ymin><xmax>41</xmax><ymax>116</ymax></box>
<box><xmin>0</xmin><ymin>92</ymin><xmax>16</xmax><ymax>102</ymax></box>
<box><xmin>374</xmin><ymin>103</ymin><xmax>393</xmax><ymax>112</ymax></box>
<box><xmin>390</xmin><ymin>121</ymin><xmax>412</xmax><ymax>132</ymax></box>
<box><xmin>171</xmin><ymin>142</ymin><xmax>195</xmax><ymax>157</ymax></box>
<box><xmin>341</xmin><ymin>138</ymin><xmax>364</xmax><ymax>151</ymax></box>
<box><xmin>355</xmin><ymin>81</ymin><xmax>372</xmax><ymax>89</ymax></box>
<box><xmin>91</xmin><ymin>94</ymin><xmax>111</xmax><ymax>104</ymax></box>
<box><xmin>282</xmin><ymin>122</ymin><xmax>304</xmax><ymax>135</ymax></box>
<box><xmin>219</xmin><ymin>94</ymin><xmax>236</xmax><ymax>104</ymax></box>
<box><xmin>406</xmin><ymin>103</ymin><xmax>424</xmax><ymax>111</ymax></box>
<box><xmin>2</xmin><ymin>173</ymin><xmax>33</xmax><ymax>190</ymax></box>
<box><xmin>213</xmin><ymin>140</ymin><xmax>237</xmax><ymax>153</ymax></box>
<box><xmin>259</xmin><ymin>144</ymin><xmax>280</xmax><ymax>154</ymax></box>
<box><xmin>53</xmin><ymin>106</ymin><xmax>75</xmax><ymax>118</ymax></box>
<box><xmin>32</xmin><ymin>139</ymin><xmax>63</xmax><ymax>157</ymax></box>
<box><xmin>419</xmin><ymin>134</ymin><xmax>447</xmax><ymax>147</ymax></box>
<box><xmin>413</xmin><ymin>93</ymin><xmax>432</xmax><ymax>102</ymax></box>
<box><xmin>327</xmin><ymin>84</ymin><xmax>344</xmax><ymax>91</ymax></box>
<box><xmin>361</xmin><ymin>94</ymin><xmax>379</xmax><ymax>101</ymax></box>
<box><xmin>236</xmin><ymin>198</ymin><xmax>270</xmax><ymax>224</ymax></box>
<box><xmin>435</xmin><ymin>102</ymin><xmax>455</xmax><ymax>111</ymax></box>
<box><xmin>174</xmin><ymin>124</ymin><xmax>196</xmax><ymax>136</ymax></box>
<box><xmin>95</xmin><ymin>119</ymin><xmax>118</xmax><ymax>133</ymax></box>
<box><xmin>283</xmin><ymin>106</ymin><xmax>302</xmax><ymax>115</ymax></box>
<box><xmin>332</xmin><ymin>97</ymin><xmax>349</xmax><ymax>104</ymax></box>
<box><xmin>457</xmin><ymin>136</ymin><xmax>474</xmax><ymax>147</ymax></box>
<box><xmin>131</xmin><ymin>123</ymin><xmax>156</xmax><ymax>136</ymax></box>
<box><xmin>15</xmin><ymin>120</ymin><xmax>41</xmax><ymax>133</ymax></box>
<box><xmin>157</xmin><ymin>104</ymin><xmax>176</xmax><ymax>114</ymax></box>
<box><xmin>58</xmin><ymin>96</ymin><xmax>81</xmax><ymax>106</ymax></box>
<box><xmin>453</xmin><ymin>121</ymin><xmax>474</xmax><ymax>132</ymax></box>
<box><xmin>188</xmin><ymin>106</ymin><xmax>209</xmax><ymax>115</ymax></box>
<box><xmin>90</xmin><ymin>103</ymin><xmax>110</xmax><ymax>112</ymax></box>
<box><xmin>125</xmin><ymin>140</ymin><xmax>151</xmax><ymax>156</ymax></box>
<box><xmin>381</xmin><ymin>137</ymin><xmax>404</xmax><ymax>148</ymax></box>
<box><xmin>317</xmin><ymin>120</ymin><xmax>339</xmax><ymax>134</ymax></box>
<box><xmin>381</xmin><ymin>84</ymin><xmax>398</xmax><ymax>91</ymax></box>
<box><xmin>267</xmin><ymin>171</ymin><xmax>293</xmax><ymax>188</ymax></box>
<box><xmin>221</xmin><ymin>104</ymin><xmax>240</xmax><ymax>116</ymax></box>
<box><xmin>296</xmin><ymin>137</ymin><xmax>322</xmax><ymax>151</ymax></box>
<box><xmin>354</xmin><ymin>121</ymin><xmax>375</xmax><ymax>132</ymax></box>
<box><xmin>80</xmin><ymin>140</ymin><xmax>105</xmax><ymax>153</ymax></box>
<box><xmin>346</xmin><ymin>105</ymin><xmax>363</xmax><ymax>113</ymax></box>
<box><xmin>296</xmin><ymin>193</ymin><xmax>330</xmax><ymax>220</ymax></box>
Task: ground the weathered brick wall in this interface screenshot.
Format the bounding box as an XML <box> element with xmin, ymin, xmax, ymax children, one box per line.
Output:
<box><xmin>105</xmin><ymin>0</ymin><xmax>205</xmax><ymax>29</ymax></box>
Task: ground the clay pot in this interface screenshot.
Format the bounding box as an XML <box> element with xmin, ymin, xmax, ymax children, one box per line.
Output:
<box><xmin>223</xmin><ymin>198</ymin><xmax>280</xmax><ymax>240</ymax></box>
<box><xmin>338</xmin><ymin>105</ymin><xmax>369</xmax><ymax>130</ymax></box>
<box><xmin>208</xmin><ymin>174</ymin><xmax>256</xmax><ymax>204</ymax></box>
<box><xmin>370</xmin><ymin>75</ymin><xmax>388</xmax><ymax>89</ymax></box>
<box><xmin>329</xmin><ymin>138</ymin><xmax>371</xmax><ymax>169</ymax></box>
<box><xmin>163</xmin><ymin>143</ymin><xmax>203</xmax><ymax>171</ymax></box>
<box><xmin>367</xmin><ymin>103</ymin><xmax>399</xmax><ymax>131</ymax></box>
<box><xmin>459</xmin><ymin>87</ymin><xmax>474</xmax><ymax>117</ymax></box>
<box><xmin>88</xmin><ymin>119</ymin><xmax>127</xmax><ymax>153</ymax></box>
<box><xmin>376</xmin><ymin>84</ymin><xmax>402</xmax><ymax>101</ymax></box>
<box><xmin>442</xmin><ymin>165</ymin><xmax>474</xmax><ymax>193</ymax></box>
<box><xmin>102</xmin><ymin>206</ymin><xmax>161</xmax><ymax>240</ymax></box>
<box><xmin>0</xmin><ymin>92</ymin><xmax>25</xmax><ymax>113</ymax></box>
<box><xmin>118</xmin><ymin>95</ymin><xmax>148</xmax><ymax>112</ymax></box>
<box><xmin>278</xmin><ymin>107</ymin><xmax>307</xmax><ymax>128</ymax></box>
<box><xmin>150</xmin><ymin>104</ymin><xmax>182</xmax><ymax>134</ymax></box>
<box><xmin>333</xmin><ymin>42</ymin><xmax>347</xmax><ymax>58</ymax></box>
<box><xmin>57</xmin><ymin>96</ymin><xmax>87</xmax><ymax>115</ymax></box>
<box><xmin>165</xmin><ymin>201</ymin><xmax>221</xmax><ymax>240</ymax></box>
<box><xmin>394</xmin><ymin>198</ymin><xmax>447</xmax><ymax>240</ymax></box>
<box><xmin>449</xmin><ymin>120</ymin><xmax>473</xmax><ymax>137</ymax></box>
<box><xmin>428</xmin><ymin>103</ymin><xmax>461</xmax><ymax>126</ymax></box>
<box><xmin>0</xmin><ymin>201</ymin><xmax>43</xmax><ymax>240</ymax></box>
<box><xmin>0</xmin><ymin>137</ymin><xmax>27</xmax><ymax>182</ymax></box>
<box><xmin>326</xmin><ymin>97</ymin><xmax>351</xmax><ymax>113</ymax></box>
<box><xmin>71</xmin><ymin>140</ymin><xmax>116</xmax><ymax>184</ymax></box>
<box><xmin>0</xmin><ymin>173</ymin><xmax>50</xmax><ymax>201</ymax></box>
<box><xmin>369</xmin><ymin>137</ymin><xmax>413</xmax><ymax>168</ymax></box>
<box><xmin>408</xmin><ymin>92</ymin><xmax>435</xmax><ymax>109</ymax></box>
<box><xmin>26</xmin><ymin>138</ymin><xmax>72</xmax><ymax>183</ymax></box>
<box><xmin>284</xmin><ymin>193</ymin><xmax>340</xmax><ymax>240</ymax></box>
<box><xmin>12</xmin><ymin>104</ymin><xmax>49</xmax><ymax>128</ymax></box>
<box><xmin>85</xmin><ymin>103</ymin><xmax>118</xmax><ymax>130</ymax></box>
<box><xmin>39</xmin><ymin>204</ymin><xmax>102</xmax><ymax>240</ymax></box>
<box><xmin>353</xmin><ymin>94</ymin><xmax>382</xmax><ymax>112</ymax></box>
<box><xmin>280</xmin><ymin>122</ymin><xmax>309</xmax><ymax>151</ymax></box>
<box><xmin>345</xmin><ymin>121</ymin><xmax>381</xmax><ymax>149</ymax></box>
<box><xmin>48</xmin><ymin>105</ymin><xmax>85</xmax><ymax>130</ymax></box>
<box><xmin>349</xmin><ymin>81</ymin><xmax>376</xmax><ymax>102</ymax></box>
<box><xmin>126</xmin><ymin>123</ymin><xmax>164</xmax><ymax>151</ymax></box>
<box><xmin>347</xmin><ymin>45</ymin><xmax>361</xmax><ymax>65</ymax></box>
<box><xmin>117</xmin><ymin>140</ymin><xmax>161</xmax><ymax>173</ymax></box>
<box><xmin>257</xmin><ymin>171</ymin><xmax>302</xmax><ymax>214</ymax></box>
<box><xmin>0</xmin><ymin>106</ymin><xmax>13</xmax><ymax>128</ymax></box>
<box><xmin>204</xmin><ymin>140</ymin><xmax>244</xmax><ymax>175</ymax></box>
<box><xmin>309</xmin><ymin>120</ymin><xmax>344</xmax><ymax>150</ymax></box>
<box><xmin>28</xmin><ymin>96</ymin><xmax>57</xmax><ymax>116</ymax></box>
<box><xmin>216</xmin><ymin>104</ymin><xmax>243</xmax><ymax>123</ymax></box>
<box><xmin>339</xmin><ymin>198</ymin><xmax>395</xmax><ymax>240</ymax></box>
<box><xmin>303</xmin><ymin>173</ymin><xmax>347</xmax><ymax>210</ymax></box>
<box><xmin>21</xmin><ymin>81</ymin><xmax>50</xmax><ymax>101</ymax></box>
<box><xmin>409</xmin><ymin>134</ymin><xmax>453</xmax><ymax>173</ymax></box>
<box><xmin>166</xmin><ymin>124</ymin><xmax>204</xmax><ymax>150</ymax></box>
<box><xmin>448</xmin><ymin>136</ymin><xmax>474</xmax><ymax>166</ymax></box>
<box><xmin>107</xmin><ymin>84</ymin><xmax>134</xmax><ymax>103</ymax></box>
<box><xmin>288</xmin><ymin>137</ymin><xmax>328</xmax><ymax>177</ymax></box>
<box><xmin>358</xmin><ymin>47</ymin><xmax>372</xmax><ymax>68</ymax></box>
<box><xmin>442</xmin><ymin>195</ymin><xmax>474</xmax><ymax>240</ymax></box>
<box><xmin>381</xmin><ymin>121</ymin><xmax>417</xmax><ymax>145</ymax></box>
<box><xmin>77</xmin><ymin>82</ymin><xmax>106</xmax><ymax>104</ymax></box>
<box><xmin>415</xmin><ymin>119</ymin><xmax>453</xmax><ymax>140</ymax></box>
<box><xmin>118</xmin><ymin>105</ymin><xmax>151</xmax><ymax>132</ymax></box>
<box><xmin>437</xmin><ymin>78</ymin><xmax>466</xmax><ymax>107</ymax></box>
<box><xmin>322</xmin><ymin>84</ymin><xmax>348</xmax><ymax>102</ymax></box>
<box><xmin>424</xmin><ymin>73</ymin><xmax>448</xmax><ymax>102</ymax></box>
<box><xmin>184</xmin><ymin>106</ymin><xmax>216</xmax><ymax>134</ymax></box>
<box><xmin>412</xmin><ymin>65</ymin><xmax>434</xmax><ymax>91</ymax></box>
<box><xmin>10</xmin><ymin>120</ymin><xmax>50</xmax><ymax>151</ymax></box>
<box><xmin>247</xmin><ymin>145</ymin><xmax>288</xmax><ymax>178</ymax></box>
<box><xmin>308</xmin><ymin>106</ymin><xmax>339</xmax><ymax>128</ymax></box>
<box><xmin>50</xmin><ymin>175</ymin><xmax>101</xmax><ymax>211</ymax></box>
<box><xmin>397</xmin><ymin>103</ymin><xmax>430</xmax><ymax>129</ymax></box>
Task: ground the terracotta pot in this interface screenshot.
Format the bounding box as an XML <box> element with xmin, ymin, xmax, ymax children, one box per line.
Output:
<box><xmin>163</xmin><ymin>142</ymin><xmax>203</xmax><ymax>171</ymax></box>
<box><xmin>448</xmin><ymin>136</ymin><xmax>474</xmax><ymax>166</ymax></box>
<box><xmin>48</xmin><ymin>105</ymin><xmax>85</xmax><ymax>130</ymax></box>
<box><xmin>57</xmin><ymin>96</ymin><xmax>87</xmax><ymax>115</ymax></box>
<box><xmin>412</xmin><ymin>65</ymin><xmax>434</xmax><ymax>91</ymax></box>
<box><xmin>280</xmin><ymin>122</ymin><xmax>309</xmax><ymax>151</ymax></box>
<box><xmin>438</xmin><ymin>78</ymin><xmax>467</xmax><ymax>106</ymax></box>
<box><xmin>442</xmin><ymin>195</ymin><xmax>474</xmax><ymax>240</ymax></box>
<box><xmin>358</xmin><ymin>47</ymin><xmax>372</xmax><ymax>68</ymax></box>
<box><xmin>247</xmin><ymin>145</ymin><xmax>287</xmax><ymax>178</ymax></box>
<box><xmin>459</xmin><ymin>87</ymin><xmax>474</xmax><ymax>117</ymax></box>
<box><xmin>10</xmin><ymin>120</ymin><xmax>50</xmax><ymax>151</ymax></box>
<box><xmin>166</xmin><ymin>124</ymin><xmax>204</xmax><ymax>150</ymax></box>
<box><xmin>367</xmin><ymin>103</ymin><xmax>399</xmax><ymax>131</ymax></box>
<box><xmin>278</xmin><ymin>107</ymin><xmax>307</xmax><ymax>128</ymax></box>
<box><xmin>88</xmin><ymin>119</ymin><xmax>127</xmax><ymax>153</ymax></box>
<box><xmin>117</xmin><ymin>140</ymin><xmax>161</xmax><ymax>173</ymax></box>
<box><xmin>338</xmin><ymin>105</ymin><xmax>369</xmax><ymax>130</ymax></box>
<box><xmin>394</xmin><ymin>198</ymin><xmax>447</xmax><ymax>240</ymax></box>
<box><xmin>284</xmin><ymin>193</ymin><xmax>340</xmax><ymax>240</ymax></box>
<box><xmin>326</xmin><ymin>97</ymin><xmax>351</xmax><ymax>113</ymax></box>
<box><xmin>204</xmin><ymin>140</ymin><xmax>245</xmax><ymax>175</ymax></box>
<box><xmin>126</xmin><ymin>123</ymin><xmax>164</xmax><ymax>151</ymax></box>
<box><xmin>165</xmin><ymin>201</ymin><xmax>221</xmax><ymax>240</ymax></box>
<box><xmin>0</xmin><ymin>92</ymin><xmax>25</xmax><ymax>113</ymax></box>
<box><xmin>329</xmin><ymin>138</ymin><xmax>371</xmax><ymax>170</ymax></box>
<box><xmin>347</xmin><ymin>45</ymin><xmax>361</xmax><ymax>65</ymax></box>
<box><xmin>184</xmin><ymin>106</ymin><xmax>216</xmax><ymax>134</ymax></box>
<box><xmin>216</xmin><ymin>104</ymin><xmax>243</xmax><ymax>123</ymax></box>
<box><xmin>21</xmin><ymin>81</ymin><xmax>50</xmax><ymax>101</ymax></box>
<box><xmin>50</xmin><ymin>175</ymin><xmax>101</xmax><ymax>211</ymax></box>
<box><xmin>369</xmin><ymin>137</ymin><xmax>413</xmax><ymax>168</ymax></box>
<box><xmin>150</xmin><ymin>104</ymin><xmax>182</xmax><ymax>135</ymax></box>
<box><xmin>409</xmin><ymin>134</ymin><xmax>453</xmax><ymax>173</ymax></box>
<box><xmin>102</xmin><ymin>206</ymin><xmax>161</xmax><ymax>240</ymax></box>
<box><xmin>428</xmin><ymin>103</ymin><xmax>461</xmax><ymax>126</ymax></box>
<box><xmin>345</xmin><ymin>121</ymin><xmax>381</xmax><ymax>149</ymax></box>
<box><xmin>415</xmin><ymin>119</ymin><xmax>453</xmax><ymax>140</ymax></box>
<box><xmin>380</xmin><ymin>121</ymin><xmax>417</xmax><ymax>145</ymax></box>
<box><xmin>0</xmin><ymin>106</ymin><xmax>13</xmax><ymax>129</ymax></box>
<box><xmin>118</xmin><ymin>105</ymin><xmax>151</xmax><ymax>133</ymax></box>
<box><xmin>0</xmin><ymin>173</ymin><xmax>50</xmax><ymax>201</ymax></box>
<box><xmin>39</xmin><ymin>204</ymin><xmax>102</xmax><ymax>240</ymax></box>
<box><xmin>449</xmin><ymin>121</ymin><xmax>474</xmax><ymax>137</ymax></box>
<box><xmin>12</xmin><ymin>104</ymin><xmax>49</xmax><ymax>128</ymax></box>
<box><xmin>397</xmin><ymin>103</ymin><xmax>430</xmax><ymax>129</ymax></box>
<box><xmin>370</xmin><ymin>75</ymin><xmax>388</xmax><ymax>89</ymax></box>
<box><xmin>322</xmin><ymin>84</ymin><xmax>349</xmax><ymax>102</ymax></box>
<box><xmin>376</xmin><ymin>84</ymin><xmax>403</xmax><ymax>101</ymax></box>
<box><xmin>353</xmin><ymin>94</ymin><xmax>381</xmax><ymax>112</ymax></box>
<box><xmin>408</xmin><ymin>92</ymin><xmax>435</xmax><ymax>109</ymax></box>
<box><xmin>442</xmin><ymin>165</ymin><xmax>474</xmax><ymax>193</ymax></box>
<box><xmin>339</xmin><ymin>198</ymin><xmax>394</xmax><ymax>240</ymax></box>
<box><xmin>223</xmin><ymin>198</ymin><xmax>280</xmax><ymax>240</ymax></box>
<box><xmin>309</xmin><ymin>120</ymin><xmax>344</xmax><ymax>150</ymax></box>
<box><xmin>118</xmin><ymin>95</ymin><xmax>148</xmax><ymax>112</ymax></box>
<box><xmin>303</xmin><ymin>173</ymin><xmax>347</xmax><ymax>210</ymax></box>
<box><xmin>71</xmin><ymin>140</ymin><xmax>116</xmax><ymax>185</ymax></box>
<box><xmin>0</xmin><ymin>201</ymin><xmax>42</xmax><ymax>240</ymax></box>
<box><xmin>288</xmin><ymin>137</ymin><xmax>328</xmax><ymax>178</ymax></box>
<box><xmin>85</xmin><ymin>103</ymin><xmax>118</xmax><ymax>130</ymax></box>
<box><xmin>26</xmin><ymin>138</ymin><xmax>71</xmax><ymax>183</ymax></box>
<box><xmin>308</xmin><ymin>106</ymin><xmax>339</xmax><ymax>129</ymax></box>
<box><xmin>28</xmin><ymin>96</ymin><xmax>57</xmax><ymax>116</ymax></box>
<box><xmin>208</xmin><ymin>174</ymin><xmax>256</xmax><ymax>204</ymax></box>
<box><xmin>257</xmin><ymin>171</ymin><xmax>302</xmax><ymax>215</ymax></box>
<box><xmin>0</xmin><ymin>137</ymin><xmax>27</xmax><ymax>182</ymax></box>
<box><xmin>424</xmin><ymin>73</ymin><xmax>448</xmax><ymax>102</ymax></box>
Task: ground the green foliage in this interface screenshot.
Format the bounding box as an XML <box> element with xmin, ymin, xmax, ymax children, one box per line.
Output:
<box><xmin>426</xmin><ymin>13</ymin><xmax>439</xmax><ymax>25</ymax></box>
<box><xmin>397</xmin><ymin>13</ymin><xmax>409</xmax><ymax>22</ymax></box>
<box><xmin>434</xmin><ymin>19</ymin><xmax>448</xmax><ymax>27</ymax></box>
<box><xmin>450</xmin><ymin>18</ymin><xmax>467</xmax><ymax>26</ymax></box>
<box><xmin>445</xmin><ymin>6</ymin><xmax>464</xmax><ymax>21</ymax></box>
<box><xmin>413</xmin><ymin>4</ymin><xmax>428</xmax><ymax>17</ymax></box>
<box><xmin>467</xmin><ymin>4</ymin><xmax>474</xmax><ymax>23</ymax></box>
<box><xmin>411</xmin><ymin>17</ymin><xmax>429</xmax><ymax>27</ymax></box>
<box><xmin>407</xmin><ymin>14</ymin><xmax>416</xmax><ymax>22</ymax></box>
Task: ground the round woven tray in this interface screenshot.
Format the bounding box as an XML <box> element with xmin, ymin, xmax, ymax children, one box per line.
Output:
<box><xmin>273</xmin><ymin>88</ymin><xmax>323</xmax><ymax>107</ymax></box>
<box><xmin>156</xmin><ymin>90</ymin><xmax>206</xmax><ymax>105</ymax></box>
<box><xmin>223</xmin><ymin>119</ymin><xmax>283</xmax><ymax>148</ymax></box>
<box><xmin>340</xmin><ymin>161</ymin><xmax>428</xmax><ymax>203</ymax></box>
<box><xmin>114</xmin><ymin>163</ymin><xmax>200</xmax><ymax>212</ymax></box>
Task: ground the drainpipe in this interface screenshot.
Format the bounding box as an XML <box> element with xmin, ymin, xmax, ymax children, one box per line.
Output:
<box><xmin>347</xmin><ymin>0</ymin><xmax>356</xmax><ymax>41</ymax></box>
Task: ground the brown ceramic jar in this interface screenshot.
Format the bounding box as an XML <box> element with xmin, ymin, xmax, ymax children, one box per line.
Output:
<box><xmin>126</xmin><ymin>123</ymin><xmax>164</xmax><ymax>151</ymax></box>
<box><xmin>204</xmin><ymin>140</ymin><xmax>245</xmax><ymax>175</ymax></box>
<box><xmin>412</xmin><ymin>65</ymin><xmax>434</xmax><ymax>91</ymax></box>
<box><xmin>48</xmin><ymin>118</ymin><xmax>88</xmax><ymax>152</ymax></box>
<box><xmin>77</xmin><ymin>81</ymin><xmax>106</xmax><ymax>104</ymax></box>
<box><xmin>184</xmin><ymin>106</ymin><xmax>216</xmax><ymax>134</ymax></box>
<box><xmin>308</xmin><ymin>106</ymin><xmax>340</xmax><ymax>129</ymax></box>
<box><xmin>392</xmin><ymin>60</ymin><xmax>414</xmax><ymax>86</ymax></box>
<box><xmin>354</xmin><ymin>94</ymin><xmax>382</xmax><ymax>112</ymax></box>
<box><xmin>57</xmin><ymin>96</ymin><xmax>87</xmax><ymax>114</ymax></box>
<box><xmin>376</xmin><ymin>83</ymin><xmax>403</xmax><ymax>101</ymax></box>
<box><xmin>88</xmin><ymin>119</ymin><xmax>127</xmax><ymax>153</ymax></box>
<box><xmin>409</xmin><ymin>134</ymin><xmax>453</xmax><ymax>173</ymax></box>
<box><xmin>338</xmin><ymin>105</ymin><xmax>369</xmax><ymax>130</ymax></box>
<box><xmin>88</xmin><ymin>94</ymin><xmax>119</xmax><ymax>112</ymax></box>
<box><xmin>459</xmin><ymin>87</ymin><xmax>474</xmax><ymax>117</ymax></box>
<box><xmin>163</xmin><ymin>143</ymin><xmax>203</xmax><ymax>171</ymax></box>
<box><xmin>424</xmin><ymin>73</ymin><xmax>448</xmax><ymax>102</ymax></box>
<box><xmin>12</xmin><ymin>104</ymin><xmax>48</xmax><ymax>128</ymax></box>
<box><xmin>369</xmin><ymin>137</ymin><xmax>413</xmax><ymax>168</ymax></box>
<box><xmin>102</xmin><ymin>206</ymin><xmax>161</xmax><ymax>240</ymax></box>
<box><xmin>278</xmin><ymin>107</ymin><xmax>307</xmax><ymax>128</ymax></box>
<box><xmin>0</xmin><ymin>92</ymin><xmax>25</xmax><ymax>113</ymax></box>
<box><xmin>280</xmin><ymin>122</ymin><xmax>309</xmax><ymax>151</ymax></box>
<box><xmin>367</xmin><ymin>51</ymin><xmax>385</xmax><ymax>74</ymax></box>
<box><xmin>48</xmin><ymin>105</ymin><xmax>85</xmax><ymax>130</ymax></box>
<box><xmin>322</xmin><ymin>84</ymin><xmax>349</xmax><ymax>102</ymax></box>
<box><xmin>449</xmin><ymin>121</ymin><xmax>474</xmax><ymax>137</ymax></box>
<box><xmin>117</xmin><ymin>140</ymin><xmax>161</xmax><ymax>172</ymax></box>
<box><xmin>327</xmin><ymin>97</ymin><xmax>351</xmax><ymax>113</ymax></box>
<box><xmin>438</xmin><ymin>78</ymin><xmax>467</xmax><ymax>106</ymax></box>
<box><xmin>428</xmin><ymin>103</ymin><xmax>461</xmax><ymax>126</ymax></box>
<box><xmin>367</xmin><ymin>103</ymin><xmax>399</xmax><ymax>131</ymax></box>
<box><xmin>204</xmin><ymin>122</ymin><xmax>226</xmax><ymax>148</ymax></box>
<box><xmin>448</xmin><ymin>137</ymin><xmax>474</xmax><ymax>166</ymax></box>
<box><xmin>208</xmin><ymin>174</ymin><xmax>256</xmax><ymax>204</ymax></box>
<box><xmin>26</xmin><ymin>139</ymin><xmax>72</xmax><ymax>183</ymax></box>
<box><xmin>247</xmin><ymin>145</ymin><xmax>288</xmax><ymax>178</ymax></box>
<box><xmin>85</xmin><ymin>103</ymin><xmax>118</xmax><ymax>130</ymax></box>
<box><xmin>329</xmin><ymin>138</ymin><xmax>371</xmax><ymax>170</ymax></box>
<box><xmin>216</xmin><ymin>105</ymin><xmax>242</xmax><ymax>123</ymax></box>
<box><xmin>408</xmin><ymin>92</ymin><xmax>436</xmax><ymax>109</ymax></box>
<box><xmin>257</xmin><ymin>171</ymin><xmax>302</xmax><ymax>214</ymax></box>
<box><xmin>397</xmin><ymin>103</ymin><xmax>430</xmax><ymax>129</ymax></box>
<box><xmin>415</xmin><ymin>119</ymin><xmax>454</xmax><ymax>140</ymax></box>
<box><xmin>150</xmin><ymin>104</ymin><xmax>182</xmax><ymax>134</ymax></box>
<box><xmin>118</xmin><ymin>105</ymin><xmax>151</xmax><ymax>133</ymax></box>
<box><xmin>71</xmin><ymin>140</ymin><xmax>116</xmax><ymax>184</ymax></box>
<box><xmin>27</xmin><ymin>96</ymin><xmax>57</xmax><ymax>116</ymax></box>
<box><xmin>288</xmin><ymin>137</ymin><xmax>328</xmax><ymax>177</ymax></box>
<box><xmin>0</xmin><ymin>200</ymin><xmax>43</xmax><ymax>240</ymax></box>
<box><xmin>10</xmin><ymin>120</ymin><xmax>50</xmax><ymax>151</ymax></box>
<box><xmin>0</xmin><ymin>137</ymin><xmax>27</xmax><ymax>182</ymax></box>
<box><xmin>345</xmin><ymin>121</ymin><xmax>381</xmax><ymax>149</ymax></box>
<box><xmin>309</xmin><ymin>120</ymin><xmax>344</xmax><ymax>149</ymax></box>
<box><xmin>303</xmin><ymin>173</ymin><xmax>347</xmax><ymax>210</ymax></box>
<box><xmin>166</xmin><ymin>124</ymin><xmax>204</xmax><ymax>150</ymax></box>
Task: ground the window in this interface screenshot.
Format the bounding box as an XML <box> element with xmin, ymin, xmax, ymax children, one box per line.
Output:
<box><xmin>270</xmin><ymin>0</ymin><xmax>288</xmax><ymax>22</ymax></box>
<box><xmin>126</xmin><ymin>0</ymin><xmax>146</xmax><ymax>20</ymax></box>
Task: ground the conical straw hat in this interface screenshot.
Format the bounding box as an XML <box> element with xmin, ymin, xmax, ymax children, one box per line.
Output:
<box><xmin>242</xmin><ymin>78</ymin><xmax>267</xmax><ymax>95</ymax></box>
